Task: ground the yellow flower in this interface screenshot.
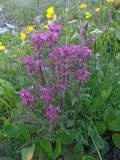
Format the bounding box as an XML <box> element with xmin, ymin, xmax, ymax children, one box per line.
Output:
<box><xmin>43</xmin><ymin>25</ymin><xmax>48</xmax><ymax>29</ymax></box>
<box><xmin>80</xmin><ymin>3</ymin><xmax>87</xmax><ymax>9</ymax></box>
<box><xmin>46</xmin><ymin>13</ymin><xmax>53</xmax><ymax>19</ymax></box>
<box><xmin>0</xmin><ymin>42</ymin><xmax>3</xmax><ymax>46</ymax></box>
<box><xmin>85</xmin><ymin>12</ymin><xmax>89</xmax><ymax>15</ymax></box>
<box><xmin>85</xmin><ymin>12</ymin><xmax>92</xmax><ymax>19</ymax></box>
<box><xmin>95</xmin><ymin>8</ymin><xmax>100</xmax><ymax>12</ymax></box>
<box><xmin>47</xmin><ymin>7</ymin><xmax>54</xmax><ymax>15</ymax></box>
<box><xmin>46</xmin><ymin>7</ymin><xmax>54</xmax><ymax>19</ymax></box>
<box><xmin>85</xmin><ymin>15</ymin><xmax>92</xmax><ymax>19</ymax></box>
<box><xmin>107</xmin><ymin>0</ymin><xmax>114</xmax><ymax>2</ymax></box>
<box><xmin>20</xmin><ymin>32</ymin><xmax>26</xmax><ymax>40</ymax></box>
<box><xmin>27</xmin><ymin>25</ymin><xmax>34</xmax><ymax>32</ymax></box>
<box><xmin>0</xmin><ymin>45</ymin><xmax>5</xmax><ymax>51</ymax></box>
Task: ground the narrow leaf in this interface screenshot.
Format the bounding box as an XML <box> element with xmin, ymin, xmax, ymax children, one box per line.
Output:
<box><xmin>53</xmin><ymin>138</ymin><xmax>61</xmax><ymax>159</ymax></box>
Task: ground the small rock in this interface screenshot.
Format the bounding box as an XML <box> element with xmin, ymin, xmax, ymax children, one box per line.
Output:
<box><xmin>5</xmin><ymin>23</ymin><xmax>17</xmax><ymax>29</ymax></box>
<box><xmin>0</xmin><ymin>17</ymin><xmax>6</xmax><ymax>27</ymax></box>
<box><xmin>0</xmin><ymin>5</ymin><xmax>4</xmax><ymax>16</ymax></box>
<box><xmin>0</xmin><ymin>27</ymin><xmax>9</xmax><ymax>34</ymax></box>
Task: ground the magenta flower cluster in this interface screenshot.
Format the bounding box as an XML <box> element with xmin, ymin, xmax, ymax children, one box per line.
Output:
<box><xmin>40</xmin><ymin>87</ymin><xmax>55</xmax><ymax>104</ymax></box>
<box><xmin>23</xmin><ymin>57</ymin><xmax>47</xmax><ymax>75</ymax></box>
<box><xmin>75</xmin><ymin>69</ymin><xmax>91</xmax><ymax>82</ymax></box>
<box><xmin>30</xmin><ymin>24</ymin><xmax>62</xmax><ymax>57</ymax></box>
<box><xmin>20</xmin><ymin>87</ymin><xmax>35</xmax><ymax>105</ymax></box>
<box><xmin>20</xmin><ymin>24</ymin><xmax>92</xmax><ymax>127</ymax></box>
<box><xmin>23</xmin><ymin>57</ymin><xmax>36</xmax><ymax>75</ymax></box>
<box><xmin>80</xmin><ymin>23</ymin><xmax>96</xmax><ymax>48</ymax></box>
<box><xmin>45</xmin><ymin>104</ymin><xmax>61</xmax><ymax>128</ymax></box>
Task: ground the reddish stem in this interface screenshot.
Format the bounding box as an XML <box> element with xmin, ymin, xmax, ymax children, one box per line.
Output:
<box><xmin>39</xmin><ymin>65</ymin><xmax>45</xmax><ymax>87</ymax></box>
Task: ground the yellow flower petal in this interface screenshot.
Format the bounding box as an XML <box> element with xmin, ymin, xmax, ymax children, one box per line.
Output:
<box><xmin>80</xmin><ymin>3</ymin><xmax>87</xmax><ymax>9</ymax></box>
<box><xmin>46</xmin><ymin>13</ymin><xmax>53</xmax><ymax>19</ymax></box>
<box><xmin>43</xmin><ymin>25</ymin><xmax>48</xmax><ymax>29</ymax></box>
<box><xmin>20</xmin><ymin>32</ymin><xmax>26</xmax><ymax>40</ymax></box>
<box><xmin>85</xmin><ymin>14</ymin><xmax>92</xmax><ymax>19</ymax></box>
<box><xmin>107</xmin><ymin>0</ymin><xmax>114</xmax><ymax>3</ymax></box>
<box><xmin>85</xmin><ymin>12</ymin><xmax>90</xmax><ymax>15</ymax></box>
<box><xmin>0</xmin><ymin>45</ymin><xmax>5</xmax><ymax>51</ymax></box>
<box><xmin>95</xmin><ymin>8</ymin><xmax>100</xmax><ymax>12</ymax></box>
<box><xmin>0</xmin><ymin>42</ymin><xmax>3</xmax><ymax>46</ymax></box>
<box><xmin>47</xmin><ymin>7</ymin><xmax>54</xmax><ymax>15</ymax></box>
<box><xmin>27</xmin><ymin>25</ymin><xmax>34</xmax><ymax>32</ymax></box>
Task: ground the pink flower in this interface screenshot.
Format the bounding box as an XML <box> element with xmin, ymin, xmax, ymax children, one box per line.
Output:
<box><xmin>20</xmin><ymin>88</ymin><xmax>35</xmax><ymax>105</ymax></box>
<box><xmin>40</xmin><ymin>87</ymin><xmax>55</xmax><ymax>104</ymax></box>
<box><xmin>49</xmin><ymin>24</ymin><xmax>62</xmax><ymax>32</ymax></box>
<box><xmin>23</xmin><ymin>57</ymin><xmax>36</xmax><ymax>75</ymax></box>
<box><xmin>45</xmin><ymin>104</ymin><xmax>61</xmax><ymax>127</ymax></box>
<box><xmin>75</xmin><ymin>68</ymin><xmax>91</xmax><ymax>82</ymax></box>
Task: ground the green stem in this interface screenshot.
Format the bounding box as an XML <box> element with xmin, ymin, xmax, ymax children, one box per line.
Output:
<box><xmin>13</xmin><ymin>0</ymin><xmax>16</xmax><ymax>6</ymax></box>
<box><xmin>90</xmin><ymin>135</ymin><xmax>103</xmax><ymax>160</ymax></box>
<box><xmin>81</xmin><ymin>114</ymin><xmax>103</xmax><ymax>160</ymax></box>
<box><xmin>65</xmin><ymin>0</ymin><xmax>70</xmax><ymax>45</ymax></box>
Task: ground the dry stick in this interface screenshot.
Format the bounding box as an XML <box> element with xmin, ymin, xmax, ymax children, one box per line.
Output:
<box><xmin>30</xmin><ymin>107</ymin><xmax>37</xmax><ymax>116</ymax></box>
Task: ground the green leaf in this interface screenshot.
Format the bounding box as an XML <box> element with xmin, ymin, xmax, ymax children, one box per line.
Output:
<box><xmin>108</xmin><ymin>120</ymin><xmax>120</xmax><ymax>131</ymax></box>
<box><xmin>95</xmin><ymin>121</ymin><xmax>107</xmax><ymax>135</ymax></box>
<box><xmin>0</xmin><ymin>86</ymin><xmax>4</xmax><ymax>95</ymax></box>
<box><xmin>70</xmin><ymin>31</ymin><xmax>79</xmax><ymax>42</ymax></box>
<box><xmin>82</xmin><ymin>156</ymin><xmax>96</xmax><ymax>160</ymax></box>
<box><xmin>52</xmin><ymin>138</ymin><xmax>61</xmax><ymax>159</ymax></box>
<box><xmin>116</xmin><ymin>30</ymin><xmax>120</xmax><ymax>40</ymax></box>
<box><xmin>22</xmin><ymin>144</ymin><xmax>35</xmax><ymax>160</ymax></box>
<box><xmin>39</xmin><ymin>139</ymin><xmax>52</xmax><ymax>158</ymax></box>
<box><xmin>112</xmin><ymin>134</ymin><xmax>120</xmax><ymax>149</ymax></box>
<box><xmin>101</xmin><ymin>87</ymin><xmax>112</xmax><ymax>100</ymax></box>
<box><xmin>0</xmin><ymin>132</ymin><xmax>5</xmax><ymax>140</ymax></box>
<box><xmin>60</xmin><ymin>131</ymin><xmax>73</xmax><ymax>145</ymax></box>
<box><xmin>0</xmin><ymin>79</ymin><xmax>15</xmax><ymax>96</ymax></box>
<box><xmin>19</xmin><ymin>124</ymin><xmax>30</xmax><ymax>141</ymax></box>
<box><xmin>67</xmin><ymin>119</ymin><xmax>74</xmax><ymax>128</ymax></box>
<box><xmin>105</xmin><ymin>110</ymin><xmax>120</xmax><ymax>131</ymax></box>
<box><xmin>4</xmin><ymin>123</ymin><xmax>19</xmax><ymax>138</ymax></box>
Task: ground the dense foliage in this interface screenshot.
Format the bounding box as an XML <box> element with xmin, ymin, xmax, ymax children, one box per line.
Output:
<box><xmin>0</xmin><ymin>0</ymin><xmax>120</xmax><ymax>160</ymax></box>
